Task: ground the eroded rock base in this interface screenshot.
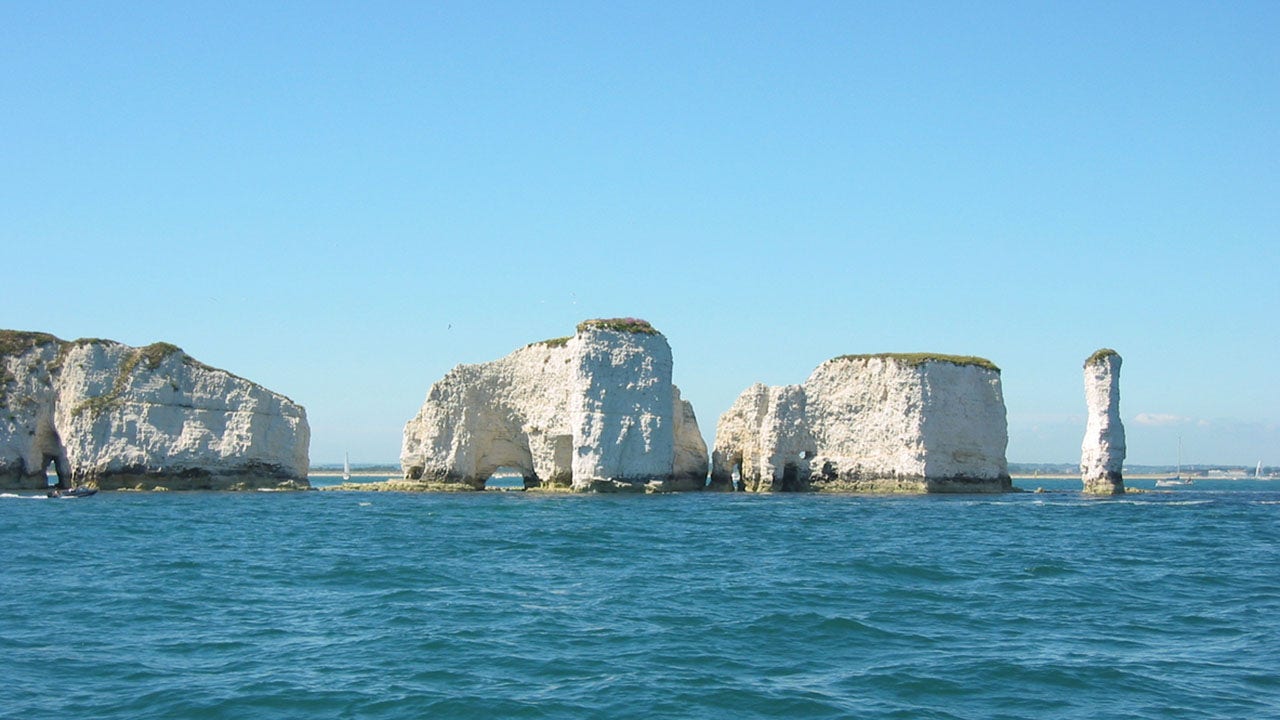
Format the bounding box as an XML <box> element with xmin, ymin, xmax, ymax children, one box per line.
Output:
<box><xmin>1082</xmin><ymin>471</ymin><xmax>1125</xmax><ymax>495</ymax></box>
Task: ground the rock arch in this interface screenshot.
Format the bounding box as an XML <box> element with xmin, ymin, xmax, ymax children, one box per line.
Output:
<box><xmin>401</xmin><ymin>320</ymin><xmax>707</xmax><ymax>492</ymax></box>
<box><xmin>34</xmin><ymin>418</ymin><xmax>71</xmax><ymax>488</ymax></box>
<box><xmin>471</xmin><ymin>440</ymin><xmax>535</xmax><ymax>490</ymax></box>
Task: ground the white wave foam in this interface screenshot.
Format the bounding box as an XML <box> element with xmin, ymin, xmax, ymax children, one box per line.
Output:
<box><xmin>1030</xmin><ymin>500</ymin><xmax>1092</xmax><ymax>507</ymax></box>
<box><xmin>1028</xmin><ymin>497</ymin><xmax>1214</xmax><ymax>508</ymax></box>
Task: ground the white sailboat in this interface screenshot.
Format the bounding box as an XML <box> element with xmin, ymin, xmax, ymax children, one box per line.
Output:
<box><xmin>343</xmin><ymin>452</ymin><xmax>351</xmax><ymax>482</ymax></box>
<box><xmin>1156</xmin><ymin>437</ymin><xmax>1193</xmax><ymax>487</ymax></box>
<box><xmin>1258</xmin><ymin>461</ymin><xmax>1265</xmax><ymax>480</ymax></box>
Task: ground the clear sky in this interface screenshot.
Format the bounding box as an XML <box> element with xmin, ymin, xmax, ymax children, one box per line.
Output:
<box><xmin>3</xmin><ymin>2</ymin><xmax>1276</xmax><ymax>467</ymax></box>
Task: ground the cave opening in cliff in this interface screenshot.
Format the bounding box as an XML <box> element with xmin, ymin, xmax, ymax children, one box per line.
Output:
<box><xmin>780</xmin><ymin>462</ymin><xmax>804</xmax><ymax>492</ymax></box>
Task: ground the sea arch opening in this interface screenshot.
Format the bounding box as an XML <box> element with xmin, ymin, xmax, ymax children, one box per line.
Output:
<box><xmin>485</xmin><ymin>465</ymin><xmax>533</xmax><ymax>491</ymax></box>
<box><xmin>34</xmin><ymin>418</ymin><xmax>71</xmax><ymax>489</ymax></box>
<box><xmin>41</xmin><ymin>453</ymin><xmax>71</xmax><ymax>488</ymax></box>
<box><xmin>729</xmin><ymin>450</ymin><xmax>745</xmax><ymax>491</ymax></box>
<box><xmin>472</xmin><ymin>429</ymin><xmax>537</xmax><ymax>491</ymax></box>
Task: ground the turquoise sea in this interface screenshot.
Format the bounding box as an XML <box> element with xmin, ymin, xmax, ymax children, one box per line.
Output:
<box><xmin>3</xmin><ymin>479</ymin><xmax>1278</xmax><ymax>719</ymax></box>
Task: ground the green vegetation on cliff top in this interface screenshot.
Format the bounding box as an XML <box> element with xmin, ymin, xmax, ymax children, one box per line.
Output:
<box><xmin>1084</xmin><ymin>348</ymin><xmax>1119</xmax><ymax>367</ymax></box>
<box><xmin>576</xmin><ymin>318</ymin><xmax>661</xmax><ymax>335</ymax></box>
<box><xmin>2</xmin><ymin>331</ymin><xmax>186</xmax><ymax>365</ymax></box>
<box><xmin>0</xmin><ymin>330</ymin><xmax>61</xmax><ymax>358</ymax></box>
<box><xmin>831</xmin><ymin>352</ymin><xmax>1000</xmax><ymax>373</ymax></box>
<box><xmin>0</xmin><ymin>331</ymin><xmax>216</xmax><ymax>417</ymax></box>
<box><xmin>137</xmin><ymin>342</ymin><xmax>183</xmax><ymax>370</ymax></box>
<box><xmin>3</xmin><ymin>330</ymin><xmax>281</xmax><ymax>415</ymax></box>
<box><xmin>528</xmin><ymin>336</ymin><xmax>572</xmax><ymax>349</ymax></box>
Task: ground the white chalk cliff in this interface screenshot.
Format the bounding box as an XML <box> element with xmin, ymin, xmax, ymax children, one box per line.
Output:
<box><xmin>0</xmin><ymin>331</ymin><xmax>310</xmax><ymax>491</ymax></box>
<box><xmin>400</xmin><ymin>319</ymin><xmax>708</xmax><ymax>492</ymax></box>
<box><xmin>712</xmin><ymin>354</ymin><xmax>1010</xmax><ymax>493</ymax></box>
<box><xmin>1080</xmin><ymin>349</ymin><xmax>1125</xmax><ymax>494</ymax></box>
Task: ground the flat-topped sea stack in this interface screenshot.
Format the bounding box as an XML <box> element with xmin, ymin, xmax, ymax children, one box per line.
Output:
<box><xmin>711</xmin><ymin>353</ymin><xmax>1010</xmax><ymax>493</ymax></box>
<box><xmin>400</xmin><ymin>318</ymin><xmax>708</xmax><ymax>492</ymax></box>
<box><xmin>1080</xmin><ymin>349</ymin><xmax>1125</xmax><ymax>495</ymax></box>
<box><xmin>0</xmin><ymin>331</ymin><xmax>310</xmax><ymax>491</ymax></box>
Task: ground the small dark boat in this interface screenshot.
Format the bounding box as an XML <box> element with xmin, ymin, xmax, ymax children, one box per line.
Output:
<box><xmin>47</xmin><ymin>486</ymin><xmax>98</xmax><ymax>498</ymax></box>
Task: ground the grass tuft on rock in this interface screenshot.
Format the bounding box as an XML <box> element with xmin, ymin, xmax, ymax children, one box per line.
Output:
<box><xmin>1084</xmin><ymin>348</ymin><xmax>1119</xmax><ymax>367</ymax></box>
<box><xmin>529</xmin><ymin>336</ymin><xmax>572</xmax><ymax>349</ymax></box>
<box><xmin>832</xmin><ymin>352</ymin><xmax>1001</xmax><ymax>373</ymax></box>
<box><xmin>138</xmin><ymin>342</ymin><xmax>183</xmax><ymax>370</ymax></box>
<box><xmin>576</xmin><ymin>318</ymin><xmax>660</xmax><ymax>335</ymax></box>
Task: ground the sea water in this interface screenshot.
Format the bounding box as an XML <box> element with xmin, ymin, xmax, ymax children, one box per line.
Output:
<box><xmin>2</xmin><ymin>480</ymin><xmax>1278</xmax><ymax>719</ymax></box>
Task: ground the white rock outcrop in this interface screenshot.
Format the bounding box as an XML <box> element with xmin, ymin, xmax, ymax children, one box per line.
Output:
<box><xmin>1</xmin><ymin>331</ymin><xmax>310</xmax><ymax>491</ymax></box>
<box><xmin>711</xmin><ymin>354</ymin><xmax>1010</xmax><ymax>493</ymax></box>
<box><xmin>1080</xmin><ymin>349</ymin><xmax>1125</xmax><ymax>495</ymax></box>
<box><xmin>400</xmin><ymin>319</ymin><xmax>708</xmax><ymax>492</ymax></box>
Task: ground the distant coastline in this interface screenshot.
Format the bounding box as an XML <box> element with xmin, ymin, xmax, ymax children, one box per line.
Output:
<box><xmin>308</xmin><ymin>465</ymin><xmax>1275</xmax><ymax>481</ymax></box>
<box><xmin>1009</xmin><ymin>462</ymin><xmax>1273</xmax><ymax>480</ymax></box>
<box><xmin>301</xmin><ymin>471</ymin><xmax>1278</xmax><ymax>491</ymax></box>
<box><xmin>1016</xmin><ymin>472</ymin><xmax>1274</xmax><ymax>481</ymax></box>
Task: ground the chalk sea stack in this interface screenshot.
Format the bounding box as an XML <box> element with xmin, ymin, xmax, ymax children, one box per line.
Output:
<box><xmin>0</xmin><ymin>331</ymin><xmax>310</xmax><ymax>491</ymax></box>
<box><xmin>712</xmin><ymin>353</ymin><xmax>1011</xmax><ymax>493</ymax></box>
<box><xmin>1081</xmin><ymin>348</ymin><xmax>1125</xmax><ymax>495</ymax></box>
<box><xmin>400</xmin><ymin>319</ymin><xmax>708</xmax><ymax>492</ymax></box>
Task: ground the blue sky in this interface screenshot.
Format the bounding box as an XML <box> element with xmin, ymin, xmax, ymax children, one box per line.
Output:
<box><xmin>3</xmin><ymin>2</ymin><xmax>1276</xmax><ymax>467</ymax></box>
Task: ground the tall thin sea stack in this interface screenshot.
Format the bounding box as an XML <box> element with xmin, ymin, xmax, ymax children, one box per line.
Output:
<box><xmin>1081</xmin><ymin>349</ymin><xmax>1126</xmax><ymax>495</ymax></box>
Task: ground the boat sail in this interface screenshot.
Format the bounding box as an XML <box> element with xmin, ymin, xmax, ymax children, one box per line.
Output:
<box><xmin>343</xmin><ymin>452</ymin><xmax>351</xmax><ymax>482</ymax></box>
<box><xmin>1156</xmin><ymin>437</ymin><xmax>1193</xmax><ymax>487</ymax></box>
<box><xmin>1258</xmin><ymin>461</ymin><xmax>1265</xmax><ymax>480</ymax></box>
